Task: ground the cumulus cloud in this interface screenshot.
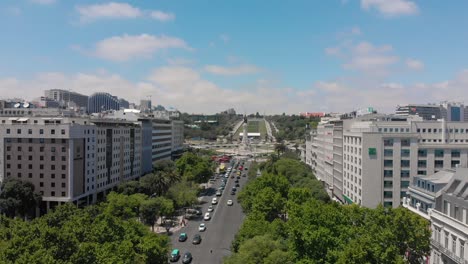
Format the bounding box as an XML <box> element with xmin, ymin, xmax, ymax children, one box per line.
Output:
<box><xmin>76</xmin><ymin>2</ymin><xmax>175</xmax><ymax>23</ymax></box>
<box><xmin>93</xmin><ymin>34</ymin><xmax>191</xmax><ymax>61</ymax></box>
<box><xmin>406</xmin><ymin>58</ymin><xmax>424</xmax><ymax>70</ymax></box>
<box><xmin>361</xmin><ymin>0</ymin><xmax>419</xmax><ymax>17</ymax></box>
<box><xmin>150</xmin><ymin>11</ymin><xmax>175</xmax><ymax>22</ymax></box>
<box><xmin>204</xmin><ymin>65</ymin><xmax>262</xmax><ymax>76</ymax></box>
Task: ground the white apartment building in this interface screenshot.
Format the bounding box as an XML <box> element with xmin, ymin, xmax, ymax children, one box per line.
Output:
<box><xmin>151</xmin><ymin>119</ymin><xmax>173</xmax><ymax>161</ymax></box>
<box><xmin>403</xmin><ymin>168</ymin><xmax>468</xmax><ymax>264</ymax></box>
<box><xmin>171</xmin><ymin>120</ymin><xmax>184</xmax><ymax>159</ymax></box>
<box><xmin>0</xmin><ymin>108</ymin><xmax>142</xmax><ymax>213</ymax></box>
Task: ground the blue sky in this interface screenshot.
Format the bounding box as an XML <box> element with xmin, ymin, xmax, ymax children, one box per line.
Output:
<box><xmin>1</xmin><ymin>0</ymin><xmax>468</xmax><ymax>114</ymax></box>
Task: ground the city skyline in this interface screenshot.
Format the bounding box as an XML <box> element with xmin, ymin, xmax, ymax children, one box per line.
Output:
<box><xmin>1</xmin><ymin>0</ymin><xmax>468</xmax><ymax>114</ymax></box>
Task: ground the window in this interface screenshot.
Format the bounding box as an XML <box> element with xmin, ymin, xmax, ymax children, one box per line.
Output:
<box><xmin>461</xmin><ymin>242</ymin><xmax>465</xmax><ymax>259</ymax></box>
<box><xmin>61</xmin><ymin>156</ymin><xmax>66</xmax><ymax>161</ymax></box>
<box><xmin>384</xmin><ymin>149</ymin><xmax>393</xmax><ymax>157</ymax></box>
<box><xmin>61</xmin><ymin>129</ymin><xmax>65</xmax><ymax>135</ymax></box>
<box><xmin>401</xmin><ymin>149</ymin><xmax>410</xmax><ymax>157</ymax></box>
<box><xmin>39</xmin><ymin>129</ymin><xmax>43</xmax><ymax>134</ymax></box>
<box><xmin>51</xmin><ymin>129</ymin><xmax>55</xmax><ymax>135</ymax></box>
<box><xmin>40</xmin><ymin>164</ymin><xmax>44</xmax><ymax>169</ymax></box>
<box><xmin>51</xmin><ymin>191</ymin><xmax>55</xmax><ymax>197</ymax></box>
<box><xmin>384</xmin><ymin>170</ymin><xmax>393</xmax><ymax>177</ymax></box>
<box><xmin>383</xmin><ymin>201</ymin><xmax>393</xmax><ymax>207</ymax></box>
<box><xmin>28</xmin><ymin>173</ymin><xmax>32</xmax><ymax>178</ymax></box>
<box><xmin>452</xmin><ymin>150</ymin><xmax>461</xmax><ymax>158</ymax></box>
<box><xmin>435</xmin><ymin>160</ymin><xmax>444</xmax><ymax>168</ymax></box>
<box><xmin>418</xmin><ymin>149</ymin><xmax>427</xmax><ymax>157</ymax></box>
<box><xmin>384</xmin><ymin>181</ymin><xmax>393</xmax><ymax>188</ymax></box>
<box><xmin>51</xmin><ymin>156</ymin><xmax>55</xmax><ymax>161</ymax></box>
<box><xmin>17</xmin><ymin>172</ymin><xmax>22</xmax><ymax>178</ymax></box>
<box><xmin>61</xmin><ymin>165</ymin><xmax>66</xmax><ymax>170</ymax></box>
<box><xmin>401</xmin><ymin>181</ymin><xmax>410</xmax><ymax>188</ymax></box>
<box><xmin>51</xmin><ymin>182</ymin><xmax>55</xmax><ymax>187</ymax></box>
<box><xmin>51</xmin><ymin>147</ymin><xmax>56</xmax><ymax>152</ymax></box>
<box><xmin>51</xmin><ymin>174</ymin><xmax>55</xmax><ymax>179</ymax></box>
<box><xmin>40</xmin><ymin>173</ymin><xmax>44</xmax><ymax>178</ymax></box>
<box><xmin>62</xmin><ymin>192</ymin><xmax>66</xmax><ymax>197</ymax></box>
<box><xmin>6</xmin><ymin>155</ymin><xmax>11</xmax><ymax>160</ymax></box>
<box><xmin>61</xmin><ymin>182</ymin><xmax>66</xmax><ymax>188</ymax></box>
<box><xmin>40</xmin><ymin>147</ymin><xmax>44</xmax><ymax>152</ymax></box>
<box><xmin>6</xmin><ymin>128</ymin><xmax>10</xmax><ymax>134</ymax></box>
<box><xmin>401</xmin><ymin>160</ymin><xmax>410</xmax><ymax>167</ymax></box>
<box><xmin>453</xmin><ymin>236</ymin><xmax>457</xmax><ymax>253</ymax></box>
<box><xmin>384</xmin><ymin>139</ymin><xmax>394</xmax><ymax>146</ymax></box>
<box><xmin>51</xmin><ymin>165</ymin><xmax>55</xmax><ymax>170</ymax></box>
<box><xmin>418</xmin><ymin>160</ymin><xmax>427</xmax><ymax>168</ymax></box>
<box><xmin>384</xmin><ymin>160</ymin><xmax>393</xmax><ymax>167</ymax></box>
<box><xmin>28</xmin><ymin>164</ymin><xmax>32</xmax><ymax>169</ymax></box>
<box><xmin>61</xmin><ymin>174</ymin><xmax>66</xmax><ymax>179</ymax></box>
<box><xmin>401</xmin><ymin>139</ymin><xmax>410</xmax><ymax>146</ymax></box>
<box><xmin>40</xmin><ymin>182</ymin><xmax>44</xmax><ymax>187</ymax></box>
<box><xmin>435</xmin><ymin>149</ymin><xmax>444</xmax><ymax>158</ymax></box>
<box><xmin>17</xmin><ymin>164</ymin><xmax>21</xmax><ymax>169</ymax></box>
<box><xmin>401</xmin><ymin>170</ymin><xmax>410</xmax><ymax>178</ymax></box>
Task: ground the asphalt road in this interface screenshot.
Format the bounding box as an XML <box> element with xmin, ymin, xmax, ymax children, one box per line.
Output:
<box><xmin>169</xmin><ymin>159</ymin><xmax>251</xmax><ymax>264</ymax></box>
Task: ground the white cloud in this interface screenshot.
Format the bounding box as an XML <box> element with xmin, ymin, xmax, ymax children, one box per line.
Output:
<box><xmin>342</xmin><ymin>41</ymin><xmax>399</xmax><ymax>75</ymax></box>
<box><xmin>93</xmin><ymin>34</ymin><xmax>191</xmax><ymax>61</ymax></box>
<box><xmin>30</xmin><ymin>0</ymin><xmax>56</xmax><ymax>5</ymax></box>
<box><xmin>150</xmin><ymin>11</ymin><xmax>175</xmax><ymax>22</ymax></box>
<box><xmin>406</xmin><ymin>58</ymin><xmax>424</xmax><ymax>70</ymax></box>
<box><xmin>166</xmin><ymin>57</ymin><xmax>194</xmax><ymax>66</ymax></box>
<box><xmin>361</xmin><ymin>0</ymin><xmax>419</xmax><ymax>17</ymax></box>
<box><xmin>220</xmin><ymin>34</ymin><xmax>230</xmax><ymax>43</ymax></box>
<box><xmin>325</xmin><ymin>47</ymin><xmax>341</xmax><ymax>56</ymax></box>
<box><xmin>204</xmin><ymin>65</ymin><xmax>262</xmax><ymax>76</ymax></box>
<box><xmin>76</xmin><ymin>2</ymin><xmax>175</xmax><ymax>23</ymax></box>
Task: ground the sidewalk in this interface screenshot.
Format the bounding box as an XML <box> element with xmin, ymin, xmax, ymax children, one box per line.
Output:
<box><xmin>153</xmin><ymin>215</ymin><xmax>186</xmax><ymax>234</ymax></box>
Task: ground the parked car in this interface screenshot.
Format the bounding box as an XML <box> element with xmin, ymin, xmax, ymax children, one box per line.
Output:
<box><xmin>192</xmin><ymin>234</ymin><xmax>202</xmax><ymax>244</ymax></box>
<box><xmin>216</xmin><ymin>190</ymin><xmax>222</xmax><ymax>196</ymax></box>
<box><xmin>207</xmin><ymin>206</ymin><xmax>214</xmax><ymax>212</ymax></box>
<box><xmin>178</xmin><ymin>233</ymin><xmax>188</xmax><ymax>242</ymax></box>
<box><xmin>170</xmin><ymin>249</ymin><xmax>180</xmax><ymax>262</ymax></box>
<box><xmin>212</xmin><ymin>198</ymin><xmax>217</xmax><ymax>205</ymax></box>
<box><xmin>182</xmin><ymin>252</ymin><xmax>193</xmax><ymax>264</ymax></box>
<box><xmin>227</xmin><ymin>200</ymin><xmax>233</xmax><ymax>206</ymax></box>
<box><xmin>235</xmin><ymin>183</ymin><xmax>240</xmax><ymax>187</ymax></box>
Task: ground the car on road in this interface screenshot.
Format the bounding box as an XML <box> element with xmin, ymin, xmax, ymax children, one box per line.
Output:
<box><xmin>232</xmin><ymin>187</ymin><xmax>237</xmax><ymax>192</ymax></box>
<box><xmin>170</xmin><ymin>249</ymin><xmax>180</xmax><ymax>262</ymax></box>
<box><xmin>192</xmin><ymin>234</ymin><xmax>202</xmax><ymax>244</ymax></box>
<box><xmin>212</xmin><ymin>197</ymin><xmax>218</xmax><ymax>204</ymax></box>
<box><xmin>182</xmin><ymin>252</ymin><xmax>193</xmax><ymax>264</ymax></box>
<box><xmin>235</xmin><ymin>183</ymin><xmax>240</xmax><ymax>187</ymax></box>
<box><xmin>207</xmin><ymin>205</ymin><xmax>214</xmax><ymax>212</ymax></box>
<box><xmin>230</xmin><ymin>190</ymin><xmax>236</xmax><ymax>195</ymax></box>
<box><xmin>178</xmin><ymin>233</ymin><xmax>188</xmax><ymax>242</ymax></box>
<box><xmin>216</xmin><ymin>190</ymin><xmax>222</xmax><ymax>196</ymax></box>
<box><xmin>236</xmin><ymin>176</ymin><xmax>241</xmax><ymax>179</ymax></box>
<box><xmin>242</xmin><ymin>173</ymin><xmax>247</xmax><ymax>177</ymax></box>
<box><xmin>198</xmin><ymin>223</ymin><xmax>206</xmax><ymax>232</ymax></box>
<box><xmin>204</xmin><ymin>213</ymin><xmax>211</xmax><ymax>220</ymax></box>
<box><xmin>235</xmin><ymin>179</ymin><xmax>239</xmax><ymax>183</ymax></box>
<box><xmin>227</xmin><ymin>200</ymin><xmax>233</xmax><ymax>206</ymax></box>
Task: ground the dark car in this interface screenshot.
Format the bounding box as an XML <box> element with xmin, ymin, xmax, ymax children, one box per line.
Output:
<box><xmin>170</xmin><ymin>249</ymin><xmax>180</xmax><ymax>262</ymax></box>
<box><xmin>236</xmin><ymin>176</ymin><xmax>241</xmax><ymax>179</ymax></box>
<box><xmin>178</xmin><ymin>233</ymin><xmax>188</xmax><ymax>242</ymax></box>
<box><xmin>192</xmin><ymin>234</ymin><xmax>202</xmax><ymax>244</ymax></box>
<box><xmin>182</xmin><ymin>252</ymin><xmax>193</xmax><ymax>263</ymax></box>
<box><xmin>235</xmin><ymin>179</ymin><xmax>239</xmax><ymax>183</ymax></box>
<box><xmin>232</xmin><ymin>187</ymin><xmax>237</xmax><ymax>192</ymax></box>
<box><xmin>235</xmin><ymin>183</ymin><xmax>240</xmax><ymax>187</ymax></box>
<box><xmin>230</xmin><ymin>190</ymin><xmax>236</xmax><ymax>195</ymax></box>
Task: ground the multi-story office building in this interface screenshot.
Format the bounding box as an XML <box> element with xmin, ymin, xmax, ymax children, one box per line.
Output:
<box><xmin>118</xmin><ymin>98</ymin><xmax>130</xmax><ymax>109</ymax></box>
<box><xmin>403</xmin><ymin>168</ymin><xmax>468</xmax><ymax>264</ymax></box>
<box><xmin>396</xmin><ymin>104</ymin><xmax>442</xmax><ymax>120</ymax></box>
<box><xmin>151</xmin><ymin>119</ymin><xmax>173</xmax><ymax>161</ymax></box>
<box><xmin>0</xmin><ymin>108</ymin><xmax>142</xmax><ymax>213</ymax></box>
<box><xmin>307</xmin><ymin>120</ymin><xmax>343</xmax><ymax>202</ymax></box>
<box><xmin>171</xmin><ymin>120</ymin><xmax>184</xmax><ymax>159</ymax></box>
<box><xmin>342</xmin><ymin>115</ymin><xmax>468</xmax><ymax>208</ymax></box>
<box><xmin>44</xmin><ymin>89</ymin><xmax>88</xmax><ymax>110</ymax></box>
<box><xmin>140</xmin><ymin>99</ymin><xmax>152</xmax><ymax>113</ymax></box>
<box><xmin>88</xmin><ymin>92</ymin><xmax>120</xmax><ymax>114</ymax></box>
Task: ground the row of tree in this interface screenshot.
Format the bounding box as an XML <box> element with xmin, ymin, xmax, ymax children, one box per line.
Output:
<box><xmin>267</xmin><ymin>115</ymin><xmax>320</xmax><ymax>142</ymax></box>
<box><xmin>225</xmin><ymin>157</ymin><xmax>431</xmax><ymax>264</ymax></box>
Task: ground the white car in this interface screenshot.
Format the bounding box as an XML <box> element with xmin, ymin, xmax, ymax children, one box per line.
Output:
<box><xmin>199</xmin><ymin>223</ymin><xmax>206</xmax><ymax>231</ymax></box>
<box><xmin>204</xmin><ymin>213</ymin><xmax>211</xmax><ymax>220</ymax></box>
<box><xmin>211</xmin><ymin>198</ymin><xmax>218</xmax><ymax>205</ymax></box>
<box><xmin>227</xmin><ymin>200</ymin><xmax>233</xmax><ymax>206</ymax></box>
<box><xmin>207</xmin><ymin>205</ymin><xmax>214</xmax><ymax>212</ymax></box>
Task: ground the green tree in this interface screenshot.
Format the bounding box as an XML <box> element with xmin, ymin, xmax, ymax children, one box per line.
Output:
<box><xmin>140</xmin><ymin>197</ymin><xmax>174</xmax><ymax>232</ymax></box>
<box><xmin>274</xmin><ymin>143</ymin><xmax>287</xmax><ymax>158</ymax></box>
<box><xmin>166</xmin><ymin>180</ymin><xmax>199</xmax><ymax>209</ymax></box>
<box><xmin>0</xmin><ymin>178</ymin><xmax>42</xmax><ymax>219</ymax></box>
<box><xmin>116</xmin><ymin>180</ymin><xmax>141</xmax><ymax>195</ymax></box>
<box><xmin>225</xmin><ymin>235</ymin><xmax>293</xmax><ymax>264</ymax></box>
<box><xmin>103</xmin><ymin>192</ymin><xmax>147</xmax><ymax>220</ymax></box>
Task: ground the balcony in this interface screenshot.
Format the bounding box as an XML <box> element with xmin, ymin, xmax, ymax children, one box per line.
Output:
<box><xmin>431</xmin><ymin>239</ymin><xmax>466</xmax><ymax>264</ymax></box>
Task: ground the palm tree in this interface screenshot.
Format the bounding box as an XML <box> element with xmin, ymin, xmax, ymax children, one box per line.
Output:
<box><xmin>274</xmin><ymin>143</ymin><xmax>287</xmax><ymax>158</ymax></box>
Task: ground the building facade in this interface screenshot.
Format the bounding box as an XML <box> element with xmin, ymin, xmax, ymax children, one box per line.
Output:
<box><xmin>88</xmin><ymin>92</ymin><xmax>120</xmax><ymax>114</ymax></box>
<box><xmin>44</xmin><ymin>89</ymin><xmax>88</xmax><ymax>110</ymax></box>
<box><xmin>171</xmin><ymin>120</ymin><xmax>184</xmax><ymax>159</ymax></box>
<box><xmin>403</xmin><ymin>168</ymin><xmax>468</xmax><ymax>264</ymax></box>
<box><xmin>0</xmin><ymin>109</ymin><xmax>142</xmax><ymax>213</ymax></box>
<box><xmin>151</xmin><ymin>119</ymin><xmax>173</xmax><ymax>161</ymax></box>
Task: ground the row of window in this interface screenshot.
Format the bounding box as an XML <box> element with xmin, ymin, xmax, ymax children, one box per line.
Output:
<box><xmin>433</xmin><ymin>227</ymin><xmax>465</xmax><ymax>260</ymax></box>
<box><xmin>6</xmin><ymin>128</ymin><xmax>66</xmax><ymax>135</ymax></box>
<box><xmin>7</xmin><ymin>172</ymin><xmax>67</xmax><ymax>179</ymax></box>
<box><xmin>383</xmin><ymin>170</ymin><xmax>411</xmax><ymax>178</ymax></box>
<box><xmin>418</xmin><ymin>128</ymin><xmax>468</xmax><ymax>134</ymax></box>
<box><xmin>6</xmin><ymin>155</ymin><xmax>67</xmax><ymax>162</ymax></box>
<box><xmin>6</xmin><ymin>164</ymin><xmax>66</xmax><ymax>170</ymax></box>
<box><xmin>379</xmin><ymin>127</ymin><xmax>410</xmax><ymax>133</ymax></box>
<box><xmin>5</xmin><ymin>145</ymin><xmax>67</xmax><ymax>153</ymax></box>
<box><xmin>383</xmin><ymin>138</ymin><xmax>411</xmax><ymax>146</ymax></box>
<box><xmin>383</xmin><ymin>180</ymin><xmax>410</xmax><ymax>188</ymax></box>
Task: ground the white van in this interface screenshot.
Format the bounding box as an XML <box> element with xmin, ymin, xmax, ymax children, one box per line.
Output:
<box><xmin>211</xmin><ymin>197</ymin><xmax>218</xmax><ymax>205</ymax></box>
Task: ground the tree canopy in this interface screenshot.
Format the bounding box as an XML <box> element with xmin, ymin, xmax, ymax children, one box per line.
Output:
<box><xmin>0</xmin><ymin>178</ymin><xmax>42</xmax><ymax>219</ymax></box>
<box><xmin>227</xmin><ymin>157</ymin><xmax>430</xmax><ymax>264</ymax></box>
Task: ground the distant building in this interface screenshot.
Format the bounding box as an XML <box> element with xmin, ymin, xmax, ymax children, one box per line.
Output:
<box><xmin>140</xmin><ymin>100</ymin><xmax>152</xmax><ymax>113</ymax></box>
<box><xmin>171</xmin><ymin>120</ymin><xmax>184</xmax><ymax>159</ymax></box>
<box><xmin>300</xmin><ymin>112</ymin><xmax>325</xmax><ymax>118</ymax></box>
<box><xmin>119</xmin><ymin>98</ymin><xmax>130</xmax><ymax>109</ymax></box>
<box><xmin>396</xmin><ymin>102</ymin><xmax>468</xmax><ymax>121</ymax></box>
<box><xmin>33</xmin><ymin>97</ymin><xmax>60</xmax><ymax>108</ymax></box>
<box><xmin>44</xmin><ymin>89</ymin><xmax>88</xmax><ymax>110</ymax></box>
<box><xmin>88</xmin><ymin>92</ymin><xmax>120</xmax><ymax>114</ymax></box>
